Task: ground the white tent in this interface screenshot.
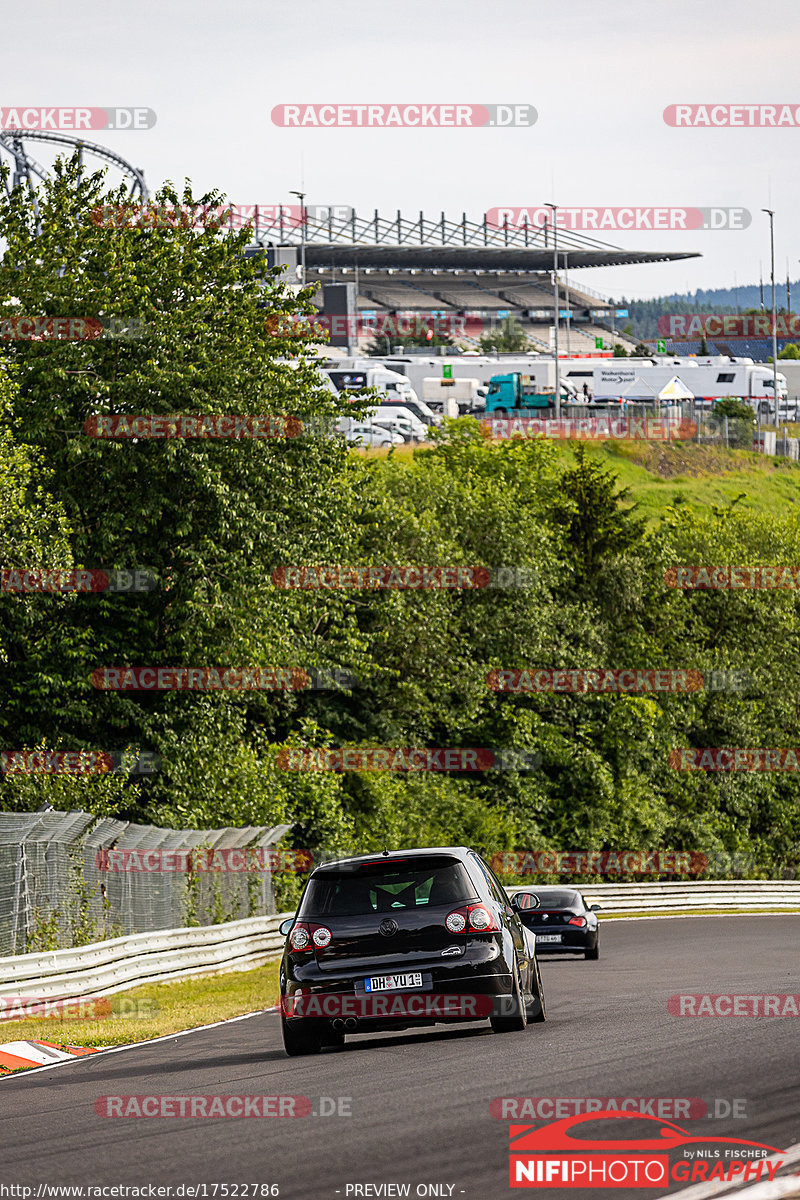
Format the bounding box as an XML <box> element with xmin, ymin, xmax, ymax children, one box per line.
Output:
<box><xmin>657</xmin><ymin>375</ymin><xmax>695</xmax><ymax>401</ymax></box>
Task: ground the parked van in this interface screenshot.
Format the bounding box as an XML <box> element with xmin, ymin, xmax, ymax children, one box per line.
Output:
<box><xmin>324</xmin><ymin>365</ymin><xmax>421</xmax><ymax>408</ymax></box>
<box><xmin>337</xmin><ymin>405</ymin><xmax>429</xmax><ymax>443</ymax></box>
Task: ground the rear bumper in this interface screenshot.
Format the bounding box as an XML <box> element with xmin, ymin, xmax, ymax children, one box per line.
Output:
<box><xmin>532</xmin><ymin>929</ymin><xmax>597</xmax><ymax>954</ymax></box>
<box><xmin>281</xmin><ymin>946</ymin><xmax>514</xmax><ymax>1029</ymax></box>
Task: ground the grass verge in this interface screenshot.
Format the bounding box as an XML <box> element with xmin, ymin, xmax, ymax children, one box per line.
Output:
<box><xmin>0</xmin><ymin>960</ymin><xmax>281</xmax><ymax>1066</ymax></box>
<box><xmin>361</xmin><ymin>434</ymin><xmax>800</xmax><ymax>521</ymax></box>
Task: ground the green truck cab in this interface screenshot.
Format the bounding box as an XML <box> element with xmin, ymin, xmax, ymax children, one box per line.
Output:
<box><xmin>484</xmin><ymin>374</ymin><xmax>557</xmax><ymax>416</ymax></box>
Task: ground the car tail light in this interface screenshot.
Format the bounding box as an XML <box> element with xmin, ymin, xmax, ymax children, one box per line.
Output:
<box><xmin>568</xmin><ymin>915</ymin><xmax>587</xmax><ymax>927</ymax></box>
<box><xmin>468</xmin><ymin>903</ymin><xmax>500</xmax><ymax>932</ymax></box>
<box><xmin>445</xmin><ymin>903</ymin><xmax>501</xmax><ymax>934</ymax></box>
<box><xmin>289</xmin><ymin>923</ymin><xmax>312</xmax><ymax>951</ymax></box>
<box><xmin>289</xmin><ymin>921</ymin><xmax>333</xmax><ymax>952</ymax></box>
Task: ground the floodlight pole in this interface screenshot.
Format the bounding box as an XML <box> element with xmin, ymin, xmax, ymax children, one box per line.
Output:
<box><xmin>290</xmin><ymin>190</ymin><xmax>306</xmax><ymax>286</ymax></box>
<box><xmin>546</xmin><ymin>203</ymin><xmax>560</xmax><ymax>420</ymax></box>
<box><xmin>762</xmin><ymin>209</ymin><xmax>779</xmax><ymax>427</ymax></box>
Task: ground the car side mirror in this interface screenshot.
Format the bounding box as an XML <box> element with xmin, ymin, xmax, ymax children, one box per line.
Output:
<box><xmin>589</xmin><ymin>904</ymin><xmax>602</xmax><ymax>912</ymax></box>
<box><xmin>278</xmin><ymin>917</ymin><xmax>295</xmax><ymax>936</ymax></box>
<box><xmin>509</xmin><ymin>894</ymin><xmax>525</xmax><ymax>911</ymax></box>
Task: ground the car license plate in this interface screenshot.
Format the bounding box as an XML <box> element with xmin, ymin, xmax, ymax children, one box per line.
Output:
<box><xmin>364</xmin><ymin>972</ymin><xmax>423</xmax><ymax>992</ymax></box>
<box><xmin>536</xmin><ymin>934</ymin><xmax>562</xmax><ymax>944</ymax></box>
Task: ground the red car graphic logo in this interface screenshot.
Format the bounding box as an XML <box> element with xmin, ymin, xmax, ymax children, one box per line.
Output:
<box><xmin>510</xmin><ymin>1110</ymin><xmax>782</xmax><ymax>1154</ymax></box>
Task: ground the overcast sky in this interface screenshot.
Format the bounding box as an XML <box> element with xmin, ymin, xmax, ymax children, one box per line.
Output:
<box><xmin>5</xmin><ymin>0</ymin><xmax>799</xmax><ymax>299</ymax></box>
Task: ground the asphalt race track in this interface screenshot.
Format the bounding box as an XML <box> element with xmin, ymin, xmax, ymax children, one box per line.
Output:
<box><xmin>1</xmin><ymin>917</ymin><xmax>798</xmax><ymax>1200</ymax></box>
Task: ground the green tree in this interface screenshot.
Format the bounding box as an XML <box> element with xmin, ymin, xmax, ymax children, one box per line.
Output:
<box><xmin>778</xmin><ymin>343</ymin><xmax>800</xmax><ymax>359</ymax></box>
<box><xmin>478</xmin><ymin>317</ymin><xmax>530</xmax><ymax>353</ymax></box>
<box><xmin>543</xmin><ymin>446</ymin><xmax>645</xmax><ymax>591</ymax></box>
<box><xmin>612</xmin><ymin>344</ymin><xmax>629</xmax><ymax>357</ymax></box>
<box><xmin>714</xmin><ymin>398</ymin><xmax>753</xmax><ymax>420</ymax></box>
<box><xmin>0</xmin><ymin>157</ymin><xmax>364</xmax><ymax>830</ymax></box>
<box><xmin>364</xmin><ymin>330</ymin><xmax>453</xmax><ymax>355</ymax></box>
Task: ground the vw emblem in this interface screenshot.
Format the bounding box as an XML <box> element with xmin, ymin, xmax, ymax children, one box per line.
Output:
<box><xmin>542</xmin><ymin>914</ymin><xmax>549</xmax><ymax>922</ymax></box>
<box><xmin>379</xmin><ymin>918</ymin><xmax>398</xmax><ymax>937</ymax></box>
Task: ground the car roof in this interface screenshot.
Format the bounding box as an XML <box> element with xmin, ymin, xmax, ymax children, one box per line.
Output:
<box><xmin>310</xmin><ymin>846</ymin><xmax>474</xmax><ymax>876</ymax></box>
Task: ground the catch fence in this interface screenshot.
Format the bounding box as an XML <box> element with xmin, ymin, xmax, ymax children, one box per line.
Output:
<box><xmin>0</xmin><ymin>810</ymin><xmax>289</xmax><ymax>956</ymax></box>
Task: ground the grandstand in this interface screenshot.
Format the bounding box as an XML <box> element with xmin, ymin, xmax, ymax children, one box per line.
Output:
<box><xmin>248</xmin><ymin>208</ymin><xmax>699</xmax><ymax>353</ymax></box>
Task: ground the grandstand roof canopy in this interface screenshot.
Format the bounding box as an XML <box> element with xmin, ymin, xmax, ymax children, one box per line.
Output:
<box><xmin>248</xmin><ymin>209</ymin><xmax>700</xmax><ymax>273</ymax></box>
<box><xmin>303</xmin><ymin>244</ymin><xmax>700</xmax><ymax>272</ymax></box>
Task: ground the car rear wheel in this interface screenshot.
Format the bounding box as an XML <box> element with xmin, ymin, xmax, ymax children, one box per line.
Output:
<box><xmin>281</xmin><ymin>1015</ymin><xmax>322</xmax><ymax>1057</ymax></box>
<box><xmin>585</xmin><ymin>940</ymin><xmax>599</xmax><ymax>960</ymax></box>
<box><xmin>490</xmin><ymin>955</ymin><xmax>528</xmax><ymax>1034</ymax></box>
<box><xmin>526</xmin><ymin>956</ymin><xmax>547</xmax><ymax>1022</ymax></box>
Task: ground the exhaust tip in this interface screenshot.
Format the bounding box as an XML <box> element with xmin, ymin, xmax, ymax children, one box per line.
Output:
<box><xmin>331</xmin><ymin>1018</ymin><xmax>345</xmax><ymax>1031</ymax></box>
<box><xmin>344</xmin><ymin>1017</ymin><xmax>358</xmax><ymax>1031</ymax></box>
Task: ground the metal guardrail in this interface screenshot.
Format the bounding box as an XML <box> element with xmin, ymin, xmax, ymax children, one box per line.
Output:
<box><xmin>0</xmin><ymin>913</ymin><xmax>293</xmax><ymax>1001</ymax></box>
<box><xmin>577</xmin><ymin>881</ymin><xmax>800</xmax><ymax>913</ymax></box>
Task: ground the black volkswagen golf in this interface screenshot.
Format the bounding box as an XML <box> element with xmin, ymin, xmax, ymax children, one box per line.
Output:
<box><xmin>508</xmin><ymin>886</ymin><xmax>601</xmax><ymax>959</ymax></box>
<box><xmin>279</xmin><ymin>847</ymin><xmax>546</xmax><ymax>1055</ymax></box>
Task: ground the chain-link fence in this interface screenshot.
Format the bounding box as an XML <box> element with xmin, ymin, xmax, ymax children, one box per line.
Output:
<box><xmin>0</xmin><ymin>810</ymin><xmax>290</xmax><ymax>955</ymax></box>
<box><xmin>527</xmin><ymin>403</ymin><xmax>792</xmax><ymax>455</ymax></box>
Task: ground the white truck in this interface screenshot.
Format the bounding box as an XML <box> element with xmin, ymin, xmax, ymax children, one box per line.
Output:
<box><xmin>589</xmin><ymin>360</ymin><xmax>788</xmax><ymax>416</ymax></box>
<box><xmin>422</xmin><ymin>377</ymin><xmax>486</xmax><ymax>416</ymax></box>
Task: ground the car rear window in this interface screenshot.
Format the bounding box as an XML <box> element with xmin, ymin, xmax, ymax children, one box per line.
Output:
<box><xmin>301</xmin><ymin>856</ymin><xmax>478</xmax><ymax>917</ymax></box>
<box><xmin>515</xmin><ymin>889</ymin><xmax>580</xmax><ymax>910</ymax></box>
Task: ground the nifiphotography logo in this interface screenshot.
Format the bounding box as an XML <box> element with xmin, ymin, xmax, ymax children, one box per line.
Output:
<box><xmin>507</xmin><ymin>1111</ymin><xmax>783</xmax><ymax>1188</ymax></box>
